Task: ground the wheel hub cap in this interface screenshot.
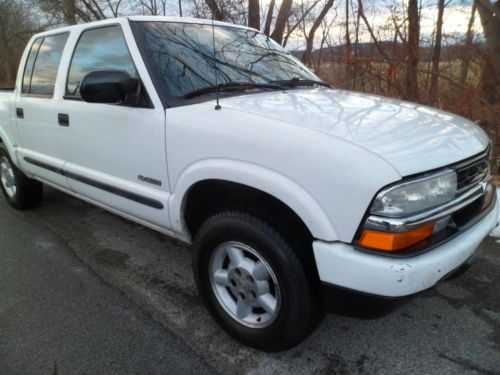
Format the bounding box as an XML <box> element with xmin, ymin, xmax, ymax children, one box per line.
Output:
<box><xmin>0</xmin><ymin>156</ymin><xmax>16</xmax><ymax>198</ymax></box>
<box><xmin>209</xmin><ymin>242</ymin><xmax>281</xmax><ymax>328</ymax></box>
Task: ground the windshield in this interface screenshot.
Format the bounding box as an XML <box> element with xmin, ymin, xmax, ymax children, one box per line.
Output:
<box><xmin>137</xmin><ymin>22</ymin><xmax>320</xmax><ymax>98</ymax></box>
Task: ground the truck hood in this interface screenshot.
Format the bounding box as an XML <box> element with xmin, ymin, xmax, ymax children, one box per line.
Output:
<box><xmin>221</xmin><ymin>88</ymin><xmax>489</xmax><ymax>176</ymax></box>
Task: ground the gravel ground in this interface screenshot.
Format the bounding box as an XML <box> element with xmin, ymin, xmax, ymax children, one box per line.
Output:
<box><xmin>1</xmin><ymin>187</ymin><xmax>499</xmax><ymax>375</ymax></box>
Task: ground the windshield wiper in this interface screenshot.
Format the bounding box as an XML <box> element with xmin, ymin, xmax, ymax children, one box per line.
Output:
<box><xmin>183</xmin><ymin>82</ymin><xmax>284</xmax><ymax>99</ymax></box>
<box><xmin>270</xmin><ymin>78</ymin><xmax>331</xmax><ymax>88</ymax></box>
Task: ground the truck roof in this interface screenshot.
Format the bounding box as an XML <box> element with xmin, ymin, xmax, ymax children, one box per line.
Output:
<box><xmin>127</xmin><ymin>15</ymin><xmax>253</xmax><ymax>30</ymax></box>
<box><xmin>31</xmin><ymin>16</ymin><xmax>254</xmax><ymax>39</ymax></box>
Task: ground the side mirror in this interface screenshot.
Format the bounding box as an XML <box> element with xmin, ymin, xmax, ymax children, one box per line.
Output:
<box><xmin>80</xmin><ymin>70</ymin><xmax>138</xmax><ymax>104</ymax></box>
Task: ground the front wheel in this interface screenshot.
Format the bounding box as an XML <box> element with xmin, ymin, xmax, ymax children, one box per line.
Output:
<box><xmin>0</xmin><ymin>144</ymin><xmax>43</xmax><ymax>209</ymax></box>
<box><xmin>192</xmin><ymin>211</ymin><xmax>322</xmax><ymax>351</ymax></box>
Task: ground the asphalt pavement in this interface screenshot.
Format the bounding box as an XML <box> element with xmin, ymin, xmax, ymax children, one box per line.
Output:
<box><xmin>0</xmin><ymin>199</ymin><xmax>214</xmax><ymax>374</ymax></box>
<box><xmin>0</xmin><ymin>187</ymin><xmax>499</xmax><ymax>375</ymax></box>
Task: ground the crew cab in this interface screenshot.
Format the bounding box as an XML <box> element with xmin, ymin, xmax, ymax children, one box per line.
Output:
<box><xmin>0</xmin><ymin>16</ymin><xmax>497</xmax><ymax>351</ymax></box>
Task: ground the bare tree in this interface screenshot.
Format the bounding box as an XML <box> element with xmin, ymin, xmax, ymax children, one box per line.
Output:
<box><xmin>270</xmin><ymin>0</ymin><xmax>293</xmax><ymax>44</ymax></box>
<box><xmin>459</xmin><ymin>1</ymin><xmax>476</xmax><ymax>85</ymax></box>
<box><xmin>34</xmin><ymin>0</ymin><xmax>126</xmax><ymax>22</ymax></box>
<box><xmin>0</xmin><ymin>0</ymin><xmax>40</xmax><ymax>87</ymax></box>
<box><xmin>104</xmin><ymin>0</ymin><xmax>123</xmax><ymax>16</ymax></box>
<box><xmin>301</xmin><ymin>0</ymin><xmax>335</xmax><ymax>64</ymax></box>
<box><xmin>429</xmin><ymin>0</ymin><xmax>445</xmax><ymax>103</ymax></box>
<box><xmin>205</xmin><ymin>0</ymin><xmax>226</xmax><ymax>20</ymax></box>
<box><xmin>248</xmin><ymin>0</ymin><xmax>260</xmax><ymax>29</ymax></box>
<box><xmin>140</xmin><ymin>0</ymin><xmax>168</xmax><ymax>15</ymax></box>
<box><xmin>352</xmin><ymin>0</ymin><xmax>361</xmax><ymax>90</ymax></box>
<box><xmin>282</xmin><ymin>0</ymin><xmax>322</xmax><ymax>47</ymax></box>
<box><xmin>263</xmin><ymin>0</ymin><xmax>276</xmax><ymax>35</ymax></box>
<box><xmin>344</xmin><ymin>0</ymin><xmax>352</xmax><ymax>86</ymax></box>
<box><xmin>476</xmin><ymin>0</ymin><xmax>500</xmax><ymax>104</ymax></box>
<box><xmin>63</xmin><ymin>0</ymin><xmax>77</xmax><ymax>24</ymax></box>
<box><xmin>357</xmin><ymin>0</ymin><xmax>391</xmax><ymax>61</ymax></box>
<box><xmin>404</xmin><ymin>0</ymin><xmax>420</xmax><ymax>100</ymax></box>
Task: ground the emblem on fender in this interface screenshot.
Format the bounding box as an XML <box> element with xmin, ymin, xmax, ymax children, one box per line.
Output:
<box><xmin>138</xmin><ymin>175</ymin><xmax>162</xmax><ymax>187</ymax></box>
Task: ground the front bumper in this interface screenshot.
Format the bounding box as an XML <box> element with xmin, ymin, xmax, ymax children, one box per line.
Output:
<box><xmin>313</xmin><ymin>197</ymin><xmax>498</xmax><ymax>298</ymax></box>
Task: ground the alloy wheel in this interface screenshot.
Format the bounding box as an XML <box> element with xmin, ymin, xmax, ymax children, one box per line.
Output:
<box><xmin>209</xmin><ymin>241</ymin><xmax>281</xmax><ymax>328</ymax></box>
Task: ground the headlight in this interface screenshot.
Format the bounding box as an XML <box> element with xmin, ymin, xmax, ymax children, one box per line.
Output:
<box><xmin>371</xmin><ymin>170</ymin><xmax>457</xmax><ymax>217</ymax></box>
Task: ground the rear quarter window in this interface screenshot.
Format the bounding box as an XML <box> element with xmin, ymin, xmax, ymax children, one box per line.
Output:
<box><xmin>22</xmin><ymin>38</ymin><xmax>43</xmax><ymax>94</ymax></box>
<box><xmin>22</xmin><ymin>33</ymin><xmax>68</xmax><ymax>97</ymax></box>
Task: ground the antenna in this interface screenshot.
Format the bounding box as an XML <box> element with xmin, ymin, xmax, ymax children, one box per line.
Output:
<box><xmin>211</xmin><ymin>13</ymin><xmax>221</xmax><ymax>110</ymax></box>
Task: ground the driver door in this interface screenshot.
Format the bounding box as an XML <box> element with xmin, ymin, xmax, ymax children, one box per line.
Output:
<box><xmin>58</xmin><ymin>24</ymin><xmax>171</xmax><ymax>229</ymax></box>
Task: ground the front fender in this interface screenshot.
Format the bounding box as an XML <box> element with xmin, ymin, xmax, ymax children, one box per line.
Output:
<box><xmin>168</xmin><ymin>159</ymin><xmax>338</xmax><ymax>241</ymax></box>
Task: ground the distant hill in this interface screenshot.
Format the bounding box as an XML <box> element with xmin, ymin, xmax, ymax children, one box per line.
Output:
<box><xmin>291</xmin><ymin>42</ymin><xmax>484</xmax><ymax>62</ymax></box>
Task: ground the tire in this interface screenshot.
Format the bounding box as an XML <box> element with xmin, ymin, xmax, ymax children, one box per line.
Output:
<box><xmin>192</xmin><ymin>210</ymin><xmax>323</xmax><ymax>351</ymax></box>
<box><xmin>0</xmin><ymin>143</ymin><xmax>43</xmax><ymax>210</ymax></box>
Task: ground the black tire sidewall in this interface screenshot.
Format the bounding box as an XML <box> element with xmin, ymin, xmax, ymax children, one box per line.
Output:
<box><xmin>0</xmin><ymin>144</ymin><xmax>42</xmax><ymax>209</ymax></box>
<box><xmin>0</xmin><ymin>144</ymin><xmax>21</xmax><ymax>207</ymax></box>
<box><xmin>193</xmin><ymin>211</ymin><xmax>315</xmax><ymax>351</ymax></box>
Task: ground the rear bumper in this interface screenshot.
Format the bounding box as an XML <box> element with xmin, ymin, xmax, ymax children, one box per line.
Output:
<box><xmin>313</xmin><ymin>198</ymin><xmax>499</xmax><ymax>298</ymax></box>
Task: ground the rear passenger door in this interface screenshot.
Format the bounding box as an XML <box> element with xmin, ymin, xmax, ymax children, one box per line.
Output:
<box><xmin>16</xmin><ymin>33</ymin><xmax>71</xmax><ymax>189</ymax></box>
<box><xmin>58</xmin><ymin>25</ymin><xmax>171</xmax><ymax>229</ymax></box>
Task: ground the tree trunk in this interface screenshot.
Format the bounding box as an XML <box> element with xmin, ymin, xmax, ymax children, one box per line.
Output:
<box><xmin>476</xmin><ymin>0</ymin><xmax>500</xmax><ymax>104</ymax></box>
<box><xmin>353</xmin><ymin>2</ymin><xmax>361</xmax><ymax>90</ymax></box>
<box><xmin>205</xmin><ymin>0</ymin><xmax>225</xmax><ymax>21</ymax></box>
<box><xmin>264</xmin><ymin>0</ymin><xmax>276</xmax><ymax>35</ymax></box>
<box><xmin>0</xmin><ymin>19</ymin><xmax>12</xmax><ymax>86</ymax></box>
<box><xmin>429</xmin><ymin>0</ymin><xmax>445</xmax><ymax>104</ymax></box>
<box><xmin>282</xmin><ymin>0</ymin><xmax>321</xmax><ymax>46</ymax></box>
<box><xmin>404</xmin><ymin>0</ymin><xmax>420</xmax><ymax>101</ymax></box>
<box><xmin>459</xmin><ymin>1</ymin><xmax>476</xmax><ymax>85</ymax></box>
<box><xmin>301</xmin><ymin>0</ymin><xmax>335</xmax><ymax>65</ymax></box>
<box><xmin>357</xmin><ymin>0</ymin><xmax>391</xmax><ymax>61</ymax></box>
<box><xmin>64</xmin><ymin>0</ymin><xmax>77</xmax><ymax>25</ymax></box>
<box><xmin>345</xmin><ymin>0</ymin><xmax>352</xmax><ymax>87</ymax></box>
<box><xmin>248</xmin><ymin>0</ymin><xmax>260</xmax><ymax>29</ymax></box>
<box><xmin>270</xmin><ymin>0</ymin><xmax>293</xmax><ymax>44</ymax></box>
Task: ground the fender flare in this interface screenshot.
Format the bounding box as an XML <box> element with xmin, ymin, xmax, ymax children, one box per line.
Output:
<box><xmin>168</xmin><ymin>159</ymin><xmax>338</xmax><ymax>241</ymax></box>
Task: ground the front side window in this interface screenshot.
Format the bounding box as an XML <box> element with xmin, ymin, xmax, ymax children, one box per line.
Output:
<box><xmin>67</xmin><ymin>26</ymin><xmax>138</xmax><ymax>97</ymax></box>
<box><xmin>137</xmin><ymin>22</ymin><xmax>319</xmax><ymax>98</ymax></box>
<box><xmin>23</xmin><ymin>34</ymin><xmax>68</xmax><ymax>96</ymax></box>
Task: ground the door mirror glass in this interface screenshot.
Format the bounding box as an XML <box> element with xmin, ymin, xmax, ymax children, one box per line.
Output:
<box><xmin>80</xmin><ymin>70</ymin><xmax>138</xmax><ymax>104</ymax></box>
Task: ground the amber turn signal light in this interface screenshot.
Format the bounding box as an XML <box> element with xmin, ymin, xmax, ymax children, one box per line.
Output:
<box><xmin>358</xmin><ymin>224</ymin><xmax>435</xmax><ymax>252</ymax></box>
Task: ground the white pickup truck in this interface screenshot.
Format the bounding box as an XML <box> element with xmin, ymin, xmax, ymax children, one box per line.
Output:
<box><xmin>0</xmin><ymin>16</ymin><xmax>498</xmax><ymax>351</ymax></box>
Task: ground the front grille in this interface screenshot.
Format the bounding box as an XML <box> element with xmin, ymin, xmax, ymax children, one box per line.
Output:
<box><xmin>455</xmin><ymin>148</ymin><xmax>491</xmax><ymax>193</ymax></box>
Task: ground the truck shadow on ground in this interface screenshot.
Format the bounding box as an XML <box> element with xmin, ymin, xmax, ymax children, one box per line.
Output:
<box><xmin>11</xmin><ymin>187</ymin><xmax>500</xmax><ymax>375</ymax></box>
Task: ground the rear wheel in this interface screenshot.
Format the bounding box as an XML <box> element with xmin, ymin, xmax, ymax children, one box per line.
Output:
<box><xmin>192</xmin><ymin>210</ymin><xmax>323</xmax><ymax>351</ymax></box>
<box><xmin>0</xmin><ymin>144</ymin><xmax>43</xmax><ymax>209</ymax></box>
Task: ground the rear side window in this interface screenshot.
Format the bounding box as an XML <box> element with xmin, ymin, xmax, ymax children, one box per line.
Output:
<box><xmin>66</xmin><ymin>26</ymin><xmax>138</xmax><ymax>97</ymax></box>
<box><xmin>22</xmin><ymin>38</ymin><xmax>43</xmax><ymax>93</ymax></box>
<box><xmin>23</xmin><ymin>33</ymin><xmax>68</xmax><ymax>97</ymax></box>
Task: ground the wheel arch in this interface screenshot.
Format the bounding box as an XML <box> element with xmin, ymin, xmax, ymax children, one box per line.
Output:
<box><xmin>0</xmin><ymin>127</ymin><xmax>17</xmax><ymax>165</ymax></box>
<box><xmin>168</xmin><ymin>159</ymin><xmax>338</xmax><ymax>242</ymax></box>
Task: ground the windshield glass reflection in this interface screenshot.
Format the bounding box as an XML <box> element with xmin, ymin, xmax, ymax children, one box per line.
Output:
<box><xmin>139</xmin><ymin>22</ymin><xmax>319</xmax><ymax>98</ymax></box>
